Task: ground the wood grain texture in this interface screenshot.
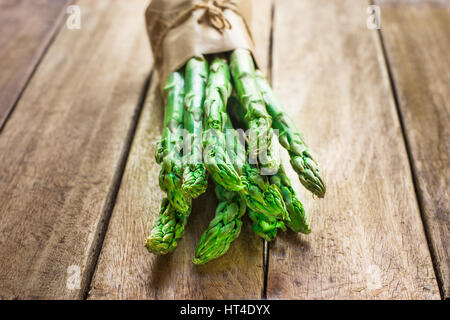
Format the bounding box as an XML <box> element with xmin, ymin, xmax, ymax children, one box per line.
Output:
<box><xmin>0</xmin><ymin>0</ymin><xmax>72</xmax><ymax>130</ymax></box>
<box><xmin>375</xmin><ymin>0</ymin><xmax>449</xmax><ymax>298</ymax></box>
<box><xmin>265</xmin><ymin>0</ymin><xmax>440</xmax><ymax>299</ymax></box>
<box><xmin>88</xmin><ymin>0</ymin><xmax>273</xmax><ymax>300</ymax></box>
<box><xmin>0</xmin><ymin>0</ymin><xmax>151</xmax><ymax>299</ymax></box>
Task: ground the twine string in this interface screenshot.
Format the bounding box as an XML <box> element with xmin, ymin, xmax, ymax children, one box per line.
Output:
<box><xmin>153</xmin><ymin>0</ymin><xmax>252</xmax><ymax>65</ymax></box>
<box><xmin>195</xmin><ymin>0</ymin><xmax>234</xmax><ymax>32</ymax></box>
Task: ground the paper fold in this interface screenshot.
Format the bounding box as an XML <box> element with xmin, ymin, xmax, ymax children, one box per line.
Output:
<box><xmin>145</xmin><ymin>0</ymin><xmax>259</xmax><ymax>88</ymax></box>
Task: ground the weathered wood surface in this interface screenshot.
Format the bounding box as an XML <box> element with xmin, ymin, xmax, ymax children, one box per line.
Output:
<box><xmin>375</xmin><ymin>0</ymin><xmax>449</xmax><ymax>299</ymax></box>
<box><xmin>0</xmin><ymin>0</ymin><xmax>72</xmax><ymax>131</ymax></box>
<box><xmin>0</xmin><ymin>0</ymin><xmax>447</xmax><ymax>300</ymax></box>
<box><xmin>88</xmin><ymin>0</ymin><xmax>273</xmax><ymax>300</ymax></box>
<box><xmin>265</xmin><ymin>0</ymin><xmax>440</xmax><ymax>299</ymax></box>
<box><xmin>0</xmin><ymin>0</ymin><xmax>151</xmax><ymax>299</ymax></box>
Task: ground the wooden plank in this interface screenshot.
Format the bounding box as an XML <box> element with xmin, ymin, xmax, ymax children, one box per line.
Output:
<box><xmin>374</xmin><ymin>0</ymin><xmax>449</xmax><ymax>298</ymax></box>
<box><xmin>0</xmin><ymin>0</ymin><xmax>151</xmax><ymax>299</ymax></box>
<box><xmin>88</xmin><ymin>0</ymin><xmax>273</xmax><ymax>300</ymax></box>
<box><xmin>0</xmin><ymin>0</ymin><xmax>72</xmax><ymax>130</ymax></box>
<box><xmin>265</xmin><ymin>0</ymin><xmax>440</xmax><ymax>299</ymax></box>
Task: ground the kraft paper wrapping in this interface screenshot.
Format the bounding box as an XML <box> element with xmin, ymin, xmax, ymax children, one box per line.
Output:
<box><xmin>145</xmin><ymin>0</ymin><xmax>259</xmax><ymax>89</ymax></box>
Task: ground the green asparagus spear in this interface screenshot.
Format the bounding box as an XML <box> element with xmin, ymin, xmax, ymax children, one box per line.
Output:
<box><xmin>156</xmin><ymin>72</ymin><xmax>191</xmax><ymax>214</ymax></box>
<box><xmin>241</xmin><ymin>164</ymin><xmax>287</xmax><ymax>220</ymax></box>
<box><xmin>203</xmin><ymin>58</ymin><xmax>245</xmax><ymax>192</ymax></box>
<box><xmin>227</xmin><ymin>97</ymin><xmax>290</xmax><ymax>240</ymax></box>
<box><xmin>255</xmin><ymin>70</ymin><xmax>326</xmax><ymax>197</ymax></box>
<box><xmin>193</xmin><ymin>184</ymin><xmax>246</xmax><ymax>265</ymax></box>
<box><xmin>230</xmin><ymin>49</ymin><xmax>279</xmax><ymax>173</ymax></box>
<box><xmin>182</xmin><ymin>57</ymin><xmax>209</xmax><ymax>198</ymax></box>
<box><xmin>224</xmin><ymin>111</ymin><xmax>288</xmax><ymax>221</ymax></box>
<box><xmin>146</xmin><ymin>198</ymin><xmax>190</xmax><ymax>255</ymax></box>
<box><xmin>270</xmin><ymin>165</ymin><xmax>311</xmax><ymax>234</ymax></box>
<box><xmin>248</xmin><ymin>210</ymin><xmax>286</xmax><ymax>242</ymax></box>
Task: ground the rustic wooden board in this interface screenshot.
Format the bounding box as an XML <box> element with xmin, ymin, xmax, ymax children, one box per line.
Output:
<box><xmin>0</xmin><ymin>0</ymin><xmax>151</xmax><ymax>299</ymax></box>
<box><xmin>88</xmin><ymin>0</ymin><xmax>273</xmax><ymax>300</ymax></box>
<box><xmin>0</xmin><ymin>0</ymin><xmax>72</xmax><ymax>131</ymax></box>
<box><xmin>265</xmin><ymin>0</ymin><xmax>440</xmax><ymax>299</ymax></box>
<box><xmin>375</xmin><ymin>0</ymin><xmax>449</xmax><ymax>298</ymax></box>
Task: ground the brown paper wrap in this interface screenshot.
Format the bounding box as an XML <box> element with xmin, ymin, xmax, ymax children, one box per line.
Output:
<box><xmin>145</xmin><ymin>0</ymin><xmax>259</xmax><ymax>88</ymax></box>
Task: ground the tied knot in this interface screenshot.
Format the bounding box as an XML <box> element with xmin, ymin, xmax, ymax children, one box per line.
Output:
<box><xmin>153</xmin><ymin>0</ymin><xmax>241</xmax><ymax>65</ymax></box>
<box><xmin>194</xmin><ymin>0</ymin><xmax>236</xmax><ymax>33</ymax></box>
<box><xmin>149</xmin><ymin>0</ymin><xmax>254</xmax><ymax>77</ymax></box>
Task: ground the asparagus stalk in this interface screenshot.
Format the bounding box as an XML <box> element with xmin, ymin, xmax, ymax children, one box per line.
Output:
<box><xmin>193</xmin><ymin>184</ymin><xmax>246</xmax><ymax>265</ymax></box>
<box><xmin>146</xmin><ymin>198</ymin><xmax>189</xmax><ymax>254</ymax></box>
<box><xmin>203</xmin><ymin>58</ymin><xmax>245</xmax><ymax>191</ymax></box>
<box><xmin>230</xmin><ymin>49</ymin><xmax>279</xmax><ymax>173</ymax></box>
<box><xmin>227</xmin><ymin>97</ymin><xmax>290</xmax><ymax>241</ymax></box>
<box><xmin>270</xmin><ymin>165</ymin><xmax>311</xmax><ymax>234</ymax></box>
<box><xmin>245</xmin><ymin>165</ymin><xmax>310</xmax><ymax>241</ymax></box>
<box><xmin>182</xmin><ymin>57</ymin><xmax>209</xmax><ymax>198</ymax></box>
<box><xmin>156</xmin><ymin>71</ymin><xmax>191</xmax><ymax>214</ymax></box>
<box><xmin>254</xmin><ymin>70</ymin><xmax>326</xmax><ymax>197</ymax></box>
<box><xmin>224</xmin><ymin>110</ymin><xmax>288</xmax><ymax>221</ymax></box>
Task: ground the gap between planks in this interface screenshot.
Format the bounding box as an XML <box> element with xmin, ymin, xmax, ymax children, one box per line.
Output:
<box><xmin>81</xmin><ymin>71</ymin><xmax>153</xmax><ymax>299</ymax></box>
<box><xmin>262</xmin><ymin>0</ymin><xmax>276</xmax><ymax>300</ymax></box>
<box><xmin>375</xmin><ymin>17</ymin><xmax>444</xmax><ymax>301</ymax></box>
<box><xmin>0</xmin><ymin>0</ymin><xmax>75</xmax><ymax>132</ymax></box>
<box><xmin>372</xmin><ymin>0</ymin><xmax>449</xmax><ymax>299</ymax></box>
<box><xmin>265</xmin><ymin>0</ymin><xmax>440</xmax><ymax>299</ymax></box>
<box><xmin>0</xmin><ymin>0</ymin><xmax>153</xmax><ymax>299</ymax></box>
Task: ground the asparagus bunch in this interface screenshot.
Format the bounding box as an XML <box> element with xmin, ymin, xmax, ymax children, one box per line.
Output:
<box><xmin>182</xmin><ymin>57</ymin><xmax>209</xmax><ymax>198</ymax></box>
<box><xmin>148</xmin><ymin>49</ymin><xmax>324</xmax><ymax>263</ymax></box>
<box><xmin>255</xmin><ymin>70</ymin><xmax>326</xmax><ymax>197</ymax></box>
<box><xmin>193</xmin><ymin>184</ymin><xmax>246</xmax><ymax>265</ymax></box>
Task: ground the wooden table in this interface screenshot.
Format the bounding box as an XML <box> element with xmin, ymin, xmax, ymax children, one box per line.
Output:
<box><xmin>0</xmin><ymin>0</ymin><xmax>447</xmax><ymax>300</ymax></box>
